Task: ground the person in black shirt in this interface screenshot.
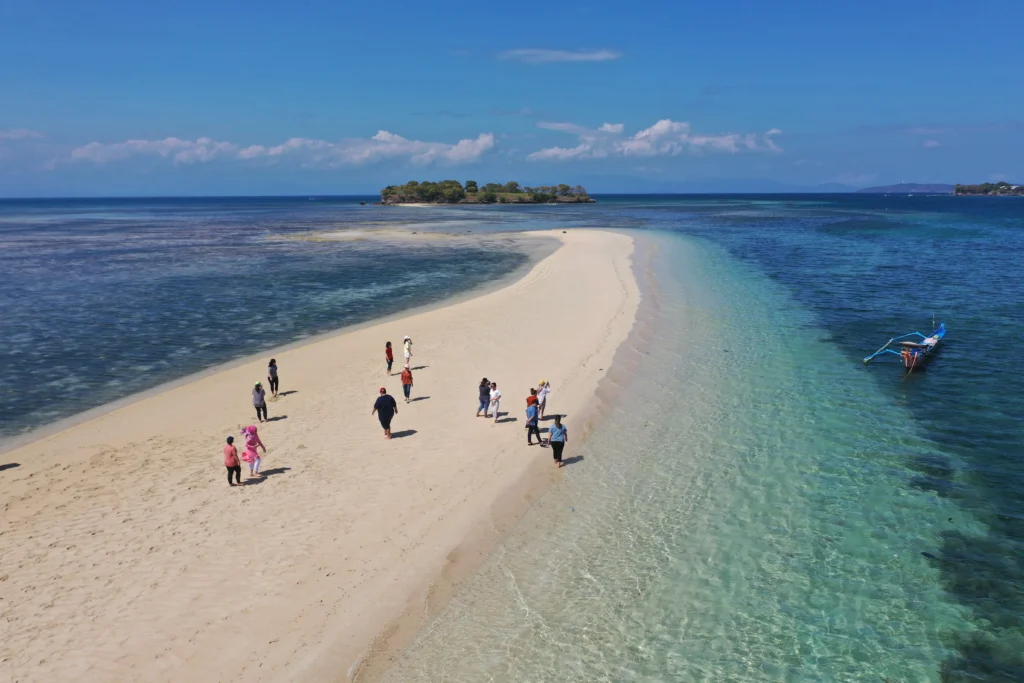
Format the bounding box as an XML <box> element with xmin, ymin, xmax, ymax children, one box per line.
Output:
<box><xmin>372</xmin><ymin>387</ymin><xmax>399</xmax><ymax>439</ymax></box>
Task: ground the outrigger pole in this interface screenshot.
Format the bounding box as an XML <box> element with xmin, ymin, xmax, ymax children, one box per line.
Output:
<box><xmin>862</xmin><ymin>331</ymin><xmax>927</xmax><ymax>364</ymax></box>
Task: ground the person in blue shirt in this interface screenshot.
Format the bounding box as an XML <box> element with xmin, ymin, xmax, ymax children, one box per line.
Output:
<box><xmin>525</xmin><ymin>401</ymin><xmax>543</xmax><ymax>446</ymax></box>
<box><xmin>547</xmin><ymin>415</ymin><xmax>568</xmax><ymax>466</ymax></box>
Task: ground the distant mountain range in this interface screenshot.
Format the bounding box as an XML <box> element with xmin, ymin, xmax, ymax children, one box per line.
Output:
<box><xmin>856</xmin><ymin>183</ymin><xmax>955</xmax><ymax>194</ymax></box>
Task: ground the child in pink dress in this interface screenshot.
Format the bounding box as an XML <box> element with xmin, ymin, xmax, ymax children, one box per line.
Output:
<box><xmin>240</xmin><ymin>425</ymin><xmax>266</xmax><ymax>477</ymax></box>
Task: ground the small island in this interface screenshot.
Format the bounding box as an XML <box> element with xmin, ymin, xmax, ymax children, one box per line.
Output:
<box><xmin>955</xmin><ymin>181</ymin><xmax>1023</xmax><ymax>196</ymax></box>
<box><xmin>380</xmin><ymin>180</ymin><xmax>595</xmax><ymax>205</ymax></box>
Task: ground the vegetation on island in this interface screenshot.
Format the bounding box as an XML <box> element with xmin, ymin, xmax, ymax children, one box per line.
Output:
<box><xmin>955</xmin><ymin>181</ymin><xmax>1023</xmax><ymax>196</ymax></box>
<box><xmin>380</xmin><ymin>180</ymin><xmax>595</xmax><ymax>205</ymax></box>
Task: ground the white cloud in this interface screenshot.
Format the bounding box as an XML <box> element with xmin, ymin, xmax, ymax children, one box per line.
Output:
<box><xmin>528</xmin><ymin>119</ymin><xmax>783</xmax><ymax>161</ymax></box>
<box><xmin>69</xmin><ymin>131</ymin><xmax>495</xmax><ymax>167</ymax></box>
<box><xmin>923</xmin><ymin>139</ymin><xmax>941</xmax><ymax>149</ymax></box>
<box><xmin>497</xmin><ymin>49</ymin><xmax>621</xmax><ymax>64</ymax></box>
<box><xmin>0</xmin><ymin>128</ymin><xmax>44</xmax><ymax>140</ymax></box>
<box><xmin>70</xmin><ymin>137</ymin><xmax>239</xmax><ymax>164</ymax></box>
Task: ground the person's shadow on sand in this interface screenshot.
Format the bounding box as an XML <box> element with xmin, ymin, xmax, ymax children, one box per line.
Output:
<box><xmin>0</xmin><ymin>462</ymin><xmax>20</xmax><ymax>473</ymax></box>
<box><xmin>242</xmin><ymin>467</ymin><xmax>291</xmax><ymax>485</ymax></box>
<box><xmin>277</xmin><ymin>390</ymin><xmax>299</xmax><ymax>397</ymax></box>
<box><xmin>409</xmin><ymin>396</ymin><xmax>430</xmax><ymax>402</ymax></box>
<box><xmin>264</xmin><ymin>415</ymin><xmax>288</xmax><ymax>422</ymax></box>
<box><xmin>561</xmin><ymin>455</ymin><xmax>584</xmax><ymax>466</ymax></box>
<box><xmin>540</xmin><ymin>414</ymin><xmax>565</xmax><ymax>422</ymax></box>
<box><xmin>411</xmin><ymin>365</ymin><xmax>428</xmax><ymax>371</ymax></box>
<box><xmin>496</xmin><ymin>415</ymin><xmax>518</xmax><ymax>424</ymax></box>
<box><xmin>390</xmin><ymin>429</ymin><xmax>417</xmax><ymax>439</ymax></box>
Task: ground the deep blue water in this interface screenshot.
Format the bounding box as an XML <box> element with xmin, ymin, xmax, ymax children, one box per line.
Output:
<box><xmin>2</xmin><ymin>194</ymin><xmax>1022</xmax><ymax>680</ymax></box>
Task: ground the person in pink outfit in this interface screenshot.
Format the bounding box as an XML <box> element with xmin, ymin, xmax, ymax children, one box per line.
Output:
<box><xmin>240</xmin><ymin>425</ymin><xmax>266</xmax><ymax>477</ymax></box>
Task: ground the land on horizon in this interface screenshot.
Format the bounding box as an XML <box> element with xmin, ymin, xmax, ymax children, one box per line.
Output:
<box><xmin>856</xmin><ymin>183</ymin><xmax>955</xmax><ymax>194</ymax></box>
<box><xmin>380</xmin><ymin>180</ymin><xmax>595</xmax><ymax>205</ymax></box>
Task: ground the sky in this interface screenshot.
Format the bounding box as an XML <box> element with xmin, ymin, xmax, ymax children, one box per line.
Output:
<box><xmin>1</xmin><ymin>0</ymin><xmax>1022</xmax><ymax>196</ymax></box>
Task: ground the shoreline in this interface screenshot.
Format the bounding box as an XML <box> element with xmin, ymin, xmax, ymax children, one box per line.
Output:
<box><xmin>0</xmin><ymin>229</ymin><xmax>640</xmax><ymax>682</ymax></box>
<box><xmin>0</xmin><ymin>231</ymin><xmax>557</xmax><ymax>457</ymax></box>
<box><xmin>353</xmin><ymin>230</ymin><xmax>659</xmax><ymax>681</ymax></box>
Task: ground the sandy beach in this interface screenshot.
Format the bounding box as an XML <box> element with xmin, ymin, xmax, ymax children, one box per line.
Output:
<box><xmin>0</xmin><ymin>229</ymin><xmax>639</xmax><ymax>682</ymax></box>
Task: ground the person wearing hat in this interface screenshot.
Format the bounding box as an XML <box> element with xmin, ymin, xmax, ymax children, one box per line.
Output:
<box><xmin>403</xmin><ymin>335</ymin><xmax>413</xmax><ymax>364</ymax></box>
<box><xmin>536</xmin><ymin>380</ymin><xmax>551</xmax><ymax>419</ymax></box>
<box><xmin>372</xmin><ymin>387</ymin><xmax>399</xmax><ymax>439</ymax></box>
<box><xmin>476</xmin><ymin>377</ymin><xmax>491</xmax><ymax>417</ymax></box>
<box><xmin>252</xmin><ymin>381</ymin><xmax>268</xmax><ymax>422</ymax></box>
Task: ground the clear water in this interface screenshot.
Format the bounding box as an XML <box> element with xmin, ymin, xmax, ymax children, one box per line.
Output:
<box><xmin>377</xmin><ymin>196</ymin><xmax>1024</xmax><ymax>681</ymax></box>
<box><xmin>380</xmin><ymin>233</ymin><xmax>972</xmax><ymax>681</ymax></box>
<box><xmin>3</xmin><ymin>195</ymin><xmax>1022</xmax><ymax>680</ymax></box>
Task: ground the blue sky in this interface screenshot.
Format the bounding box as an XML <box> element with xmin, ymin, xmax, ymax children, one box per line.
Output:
<box><xmin>2</xmin><ymin>0</ymin><xmax>1022</xmax><ymax>196</ymax></box>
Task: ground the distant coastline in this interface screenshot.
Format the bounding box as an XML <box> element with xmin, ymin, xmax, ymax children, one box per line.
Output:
<box><xmin>855</xmin><ymin>181</ymin><xmax>1023</xmax><ymax>196</ymax></box>
<box><xmin>856</xmin><ymin>183</ymin><xmax>955</xmax><ymax>194</ymax></box>
<box><xmin>954</xmin><ymin>181</ymin><xmax>1023</xmax><ymax>196</ymax></box>
<box><xmin>380</xmin><ymin>180</ymin><xmax>596</xmax><ymax>205</ymax></box>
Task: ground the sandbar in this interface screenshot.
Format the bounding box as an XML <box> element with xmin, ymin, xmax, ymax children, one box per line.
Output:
<box><xmin>0</xmin><ymin>229</ymin><xmax>640</xmax><ymax>682</ymax></box>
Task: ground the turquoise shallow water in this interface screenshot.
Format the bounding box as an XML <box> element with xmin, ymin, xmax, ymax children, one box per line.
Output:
<box><xmin>3</xmin><ymin>195</ymin><xmax>1022</xmax><ymax>679</ymax></box>
<box><xmin>379</xmin><ymin>230</ymin><xmax>1000</xmax><ymax>681</ymax></box>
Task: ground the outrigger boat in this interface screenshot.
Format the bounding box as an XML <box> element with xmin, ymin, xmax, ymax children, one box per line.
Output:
<box><xmin>863</xmin><ymin>323</ymin><xmax>946</xmax><ymax>373</ymax></box>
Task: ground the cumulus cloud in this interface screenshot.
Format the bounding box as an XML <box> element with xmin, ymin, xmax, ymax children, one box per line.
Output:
<box><xmin>497</xmin><ymin>48</ymin><xmax>621</xmax><ymax>64</ymax></box>
<box><xmin>69</xmin><ymin>131</ymin><xmax>495</xmax><ymax>167</ymax></box>
<box><xmin>0</xmin><ymin>128</ymin><xmax>44</xmax><ymax>140</ymax></box>
<box><xmin>528</xmin><ymin>119</ymin><xmax>783</xmax><ymax>161</ymax></box>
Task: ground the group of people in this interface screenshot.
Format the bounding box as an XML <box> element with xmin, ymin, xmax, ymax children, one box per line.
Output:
<box><xmin>223</xmin><ymin>424</ymin><xmax>267</xmax><ymax>485</ymax></box>
<box><xmin>474</xmin><ymin>378</ymin><xmax>567</xmax><ymax>466</ymax></box>
<box><xmin>225</xmin><ymin>335</ymin><xmax>571</xmax><ymax>486</ymax></box>
<box><xmin>372</xmin><ymin>337</ymin><xmax>416</xmax><ymax>439</ymax></box>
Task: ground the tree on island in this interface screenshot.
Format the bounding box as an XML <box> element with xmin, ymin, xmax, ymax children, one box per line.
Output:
<box><xmin>380</xmin><ymin>180</ymin><xmax>593</xmax><ymax>204</ymax></box>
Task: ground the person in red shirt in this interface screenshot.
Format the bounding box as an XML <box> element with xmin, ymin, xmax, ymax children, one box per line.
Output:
<box><xmin>385</xmin><ymin>341</ymin><xmax>394</xmax><ymax>375</ymax></box>
<box><xmin>223</xmin><ymin>436</ymin><xmax>241</xmax><ymax>487</ymax></box>
<box><xmin>401</xmin><ymin>365</ymin><xmax>414</xmax><ymax>402</ymax></box>
<box><xmin>526</xmin><ymin>388</ymin><xmax>539</xmax><ymax>408</ymax></box>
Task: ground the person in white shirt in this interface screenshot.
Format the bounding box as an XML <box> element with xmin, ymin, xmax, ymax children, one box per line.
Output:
<box><xmin>489</xmin><ymin>382</ymin><xmax>502</xmax><ymax>422</ymax></box>
<box><xmin>403</xmin><ymin>335</ymin><xmax>413</xmax><ymax>364</ymax></box>
<box><xmin>536</xmin><ymin>380</ymin><xmax>551</xmax><ymax>419</ymax></box>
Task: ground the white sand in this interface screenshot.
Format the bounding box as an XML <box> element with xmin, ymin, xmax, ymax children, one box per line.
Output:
<box><xmin>0</xmin><ymin>229</ymin><xmax>639</xmax><ymax>682</ymax></box>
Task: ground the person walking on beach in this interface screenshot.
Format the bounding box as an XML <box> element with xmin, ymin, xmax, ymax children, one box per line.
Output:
<box><xmin>252</xmin><ymin>382</ymin><xmax>268</xmax><ymax>422</ymax></box>
<box><xmin>385</xmin><ymin>341</ymin><xmax>394</xmax><ymax>375</ymax></box>
<box><xmin>240</xmin><ymin>425</ymin><xmax>266</xmax><ymax>477</ymax></box>
<box><xmin>403</xmin><ymin>336</ymin><xmax>413</xmax><ymax>365</ymax></box>
<box><xmin>476</xmin><ymin>378</ymin><xmax>490</xmax><ymax>417</ymax></box>
<box><xmin>401</xmin><ymin>364</ymin><xmax>414</xmax><ymax>402</ymax></box>
<box><xmin>536</xmin><ymin>380</ymin><xmax>551</xmax><ymax>419</ymax></box>
<box><xmin>525</xmin><ymin>400</ymin><xmax>543</xmax><ymax>446</ymax></box>
<box><xmin>547</xmin><ymin>415</ymin><xmax>568</xmax><ymax>467</ymax></box>
<box><xmin>267</xmin><ymin>359</ymin><xmax>279</xmax><ymax>398</ymax></box>
<box><xmin>489</xmin><ymin>382</ymin><xmax>502</xmax><ymax>422</ymax></box>
<box><xmin>224</xmin><ymin>436</ymin><xmax>242</xmax><ymax>486</ymax></box>
<box><xmin>372</xmin><ymin>387</ymin><xmax>398</xmax><ymax>439</ymax></box>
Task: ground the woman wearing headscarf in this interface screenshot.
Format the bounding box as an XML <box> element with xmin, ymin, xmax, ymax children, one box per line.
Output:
<box><xmin>240</xmin><ymin>425</ymin><xmax>267</xmax><ymax>477</ymax></box>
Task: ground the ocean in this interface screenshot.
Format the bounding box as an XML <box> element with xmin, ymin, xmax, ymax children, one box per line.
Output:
<box><xmin>2</xmin><ymin>195</ymin><xmax>1022</xmax><ymax>680</ymax></box>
